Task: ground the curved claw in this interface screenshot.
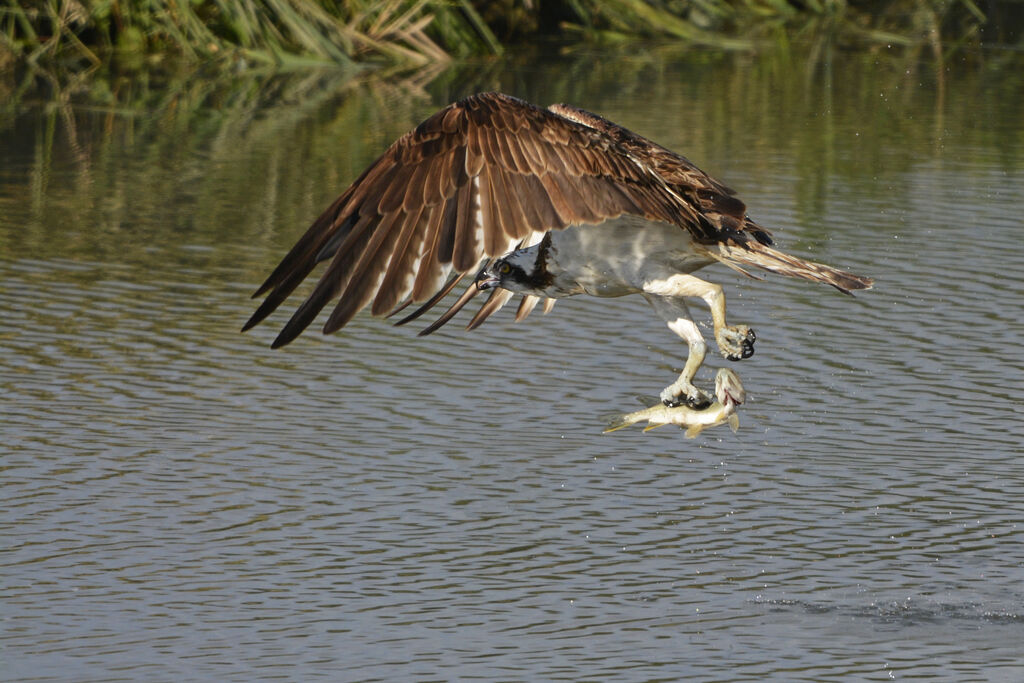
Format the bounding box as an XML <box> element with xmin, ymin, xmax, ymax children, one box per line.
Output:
<box><xmin>718</xmin><ymin>325</ymin><xmax>756</xmax><ymax>361</ymax></box>
<box><xmin>660</xmin><ymin>384</ymin><xmax>712</xmax><ymax>409</ymax></box>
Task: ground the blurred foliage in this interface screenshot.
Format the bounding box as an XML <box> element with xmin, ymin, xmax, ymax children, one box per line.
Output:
<box><xmin>1</xmin><ymin>0</ymin><xmax>1014</xmax><ymax>75</ymax></box>
<box><xmin>0</xmin><ymin>0</ymin><xmax>499</xmax><ymax>71</ymax></box>
<box><xmin>2</xmin><ymin>42</ymin><xmax>1022</xmax><ymax>277</ymax></box>
<box><xmin>517</xmin><ymin>0</ymin><xmax>998</xmax><ymax>54</ymax></box>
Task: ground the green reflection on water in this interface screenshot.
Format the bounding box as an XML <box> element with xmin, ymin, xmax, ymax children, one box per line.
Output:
<box><xmin>1</xmin><ymin>45</ymin><xmax>1021</xmax><ymax>279</ymax></box>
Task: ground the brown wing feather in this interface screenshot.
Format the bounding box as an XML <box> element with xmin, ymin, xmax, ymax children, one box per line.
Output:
<box><xmin>371</xmin><ymin>203</ymin><xmax>426</xmax><ymax>316</ymax></box>
<box><xmin>466</xmin><ymin>288</ymin><xmax>514</xmax><ymax>331</ymax></box>
<box><xmin>393</xmin><ymin>271</ymin><xmax>466</xmax><ymax>327</ymax></box>
<box><xmin>246</xmin><ymin>92</ymin><xmax>694</xmax><ymax>345</ymax></box>
<box><xmin>323</xmin><ymin>209</ymin><xmax>405</xmax><ymax>333</ymax></box>
<box><xmin>547</xmin><ymin>102</ymin><xmax>774</xmax><ymax>247</ymax></box>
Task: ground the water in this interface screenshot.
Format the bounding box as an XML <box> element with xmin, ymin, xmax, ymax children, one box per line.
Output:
<box><xmin>2</xmin><ymin>46</ymin><xmax>1023</xmax><ymax>681</ymax></box>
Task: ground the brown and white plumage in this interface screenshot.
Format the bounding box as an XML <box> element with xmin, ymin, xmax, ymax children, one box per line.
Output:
<box><xmin>246</xmin><ymin>92</ymin><xmax>689</xmax><ymax>347</ymax></box>
<box><xmin>244</xmin><ymin>92</ymin><xmax>871</xmax><ymax>407</ymax></box>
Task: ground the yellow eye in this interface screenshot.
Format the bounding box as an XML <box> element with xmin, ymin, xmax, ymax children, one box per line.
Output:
<box><xmin>499</xmin><ymin>262</ymin><xmax>512</xmax><ymax>275</ymax></box>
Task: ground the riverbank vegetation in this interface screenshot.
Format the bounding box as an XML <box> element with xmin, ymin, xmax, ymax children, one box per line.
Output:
<box><xmin>1</xmin><ymin>0</ymin><xmax>1006</xmax><ymax>73</ymax></box>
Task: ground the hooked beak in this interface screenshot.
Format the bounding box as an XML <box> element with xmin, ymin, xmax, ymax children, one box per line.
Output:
<box><xmin>476</xmin><ymin>271</ymin><xmax>500</xmax><ymax>291</ymax></box>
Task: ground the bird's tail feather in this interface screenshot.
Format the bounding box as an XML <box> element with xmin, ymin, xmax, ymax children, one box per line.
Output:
<box><xmin>705</xmin><ymin>242</ymin><xmax>873</xmax><ymax>294</ymax></box>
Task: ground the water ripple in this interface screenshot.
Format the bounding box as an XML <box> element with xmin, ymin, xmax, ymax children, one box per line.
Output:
<box><xmin>4</xmin><ymin>59</ymin><xmax>1024</xmax><ymax>682</ymax></box>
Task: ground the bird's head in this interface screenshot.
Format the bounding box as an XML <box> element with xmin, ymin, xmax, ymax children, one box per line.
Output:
<box><xmin>476</xmin><ymin>252</ymin><xmax>535</xmax><ymax>293</ymax></box>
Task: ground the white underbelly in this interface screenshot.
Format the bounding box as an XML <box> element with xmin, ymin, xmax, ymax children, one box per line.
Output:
<box><xmin>546</xmin><ymin>215</ymin><xmax>714</xmax><ymax>297</ymax></box>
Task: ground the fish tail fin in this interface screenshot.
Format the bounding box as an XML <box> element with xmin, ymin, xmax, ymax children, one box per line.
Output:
<box><xmin>603</xmin><ymin>414</ymin><xmax>634</xmax><ymax>433</ymax></box>
<box><xmin>728</xmin><ymin>413</ymin><xmax>740</xmax><ymax>433</ymax></box>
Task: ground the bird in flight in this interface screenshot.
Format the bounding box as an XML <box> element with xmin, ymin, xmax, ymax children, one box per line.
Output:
<box><xmin>244</xmin><ymin>92</ymin><xmax>871</xmax><ymax>408</ymax></box>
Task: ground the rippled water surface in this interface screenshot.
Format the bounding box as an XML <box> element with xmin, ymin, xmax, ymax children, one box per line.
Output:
<box><xmin>3</xmin><ymin>47</ymin><xmax>1024</xmax><ymax>681</ymax></box>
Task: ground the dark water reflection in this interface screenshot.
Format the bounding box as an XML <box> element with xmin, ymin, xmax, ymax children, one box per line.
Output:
<box><xmin>2</xmin><ymin>46</ymin><xmax>1023</xmax><ymax>681</ymax></box>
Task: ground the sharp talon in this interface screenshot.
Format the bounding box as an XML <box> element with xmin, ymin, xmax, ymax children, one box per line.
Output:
<box><xmin>690</xmin><ymin>395</ymin><xmax>712</xmax><ymax>410</ymax></box>
<box><xmin>661</xmin><ymin>392</ymin><xmax>712</xmax><ymax>410</ymax></box>
<box><xmin>718</xmin><ymin>324</ymin><xmax>756</xmax><ymax>362</ymax></box>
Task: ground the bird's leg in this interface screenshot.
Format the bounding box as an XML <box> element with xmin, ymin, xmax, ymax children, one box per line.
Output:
<box><xmin>644</xmin><ymin>274</ymin><xmax>755</xmax><ymax>363</ymax></box>
<box><xmin>643</xmin><ymin>295</ymin><xmax>712</xmax><ymax>408</ymax></box>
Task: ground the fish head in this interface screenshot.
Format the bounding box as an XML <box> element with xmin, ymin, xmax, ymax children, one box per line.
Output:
<box><xmin>714</xmin><ymin>368</ymin><xmax>746</xmax><ymax>407</ymax></box>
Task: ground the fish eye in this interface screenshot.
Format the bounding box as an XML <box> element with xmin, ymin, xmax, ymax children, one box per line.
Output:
<box><xmin>498</xmin><ymin>262</ymin><xmax>512</xmax><ymax>275</ymax></box>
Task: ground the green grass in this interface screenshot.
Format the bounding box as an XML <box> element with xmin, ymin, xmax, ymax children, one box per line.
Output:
<box><xmin>0</xmin><ymin>0</ymin><xmax>500</xmax><ymax>70</ymax></box>
<box><xmin>0</xmin><ymin>0</ymin><xmax>998</xmax><ymax>73</ymax></box>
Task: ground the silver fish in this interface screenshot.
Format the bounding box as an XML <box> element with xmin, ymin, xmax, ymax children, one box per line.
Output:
<box><xmin>604</xmin><ymin>368</ymin><xmax>745</xmax><ymax>437</ymax></box>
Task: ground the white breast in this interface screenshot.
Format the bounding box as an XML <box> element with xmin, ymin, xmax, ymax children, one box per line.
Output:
<box><xmin>544</xmin><ymin>215</ymin><xmax>715</xmax><ymax>298</ymax></box>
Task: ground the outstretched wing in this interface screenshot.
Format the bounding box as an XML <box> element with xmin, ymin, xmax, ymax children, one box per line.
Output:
<box><xmin>548</xmin><ymin>103</ymin><xmax>774</xmax><ymax>246</ymax></box>
<box><xmin>243</xmin><ymin>92</ymin><xmax>698</xmax><ymax>348</ymax></box>
<box><xmin>550</xmin><ymin>102</ymin><xmax>873</xmax><ymax>292</ymax></box>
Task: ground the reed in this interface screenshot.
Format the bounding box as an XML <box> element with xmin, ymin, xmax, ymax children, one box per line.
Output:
<box><xmin>0</xmin><ymin>0</ymin><xmax>499</xmax><ymax>69</ymax></box>
<box><xmin>550</xmin><ymin>0</ymin><xmax>990</xmax><ymax>53</ymax></box>
<box><xmin>0</xmin><ymin>0</ymin><xmax>997</xmax><ymax>72</ymax></box>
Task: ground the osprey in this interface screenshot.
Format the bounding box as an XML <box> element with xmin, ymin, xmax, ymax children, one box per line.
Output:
<box><xmin>244</xmin><ymin>92</ymin><xmax>871</xmax><ymax>408</ymax></box>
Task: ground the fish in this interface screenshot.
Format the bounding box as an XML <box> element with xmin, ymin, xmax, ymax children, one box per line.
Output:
<box><xmin>603</xmin><ymin>367</ymin><xmax>746</xmax><ymax>437</ymax></box>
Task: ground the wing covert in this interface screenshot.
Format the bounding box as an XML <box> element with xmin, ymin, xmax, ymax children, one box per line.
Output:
<box><xmin>547</xmin><ymin>102</ymin><xmax>774</xmax><ymax>246</ymax></box>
